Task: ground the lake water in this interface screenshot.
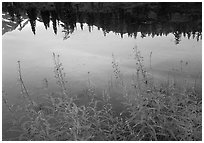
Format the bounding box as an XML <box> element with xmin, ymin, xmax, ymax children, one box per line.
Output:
<box><xmin>3</xmin><ymin>21</ymin><xmax>202</xmax><ymax>101</ymax></box>
<box><xmin>2</xmin><ymin>2</ymin><xmax>202</xmax><ymax>140</ymax></box>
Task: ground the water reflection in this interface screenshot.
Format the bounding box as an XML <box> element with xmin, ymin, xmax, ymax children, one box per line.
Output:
<box><xmin>2</xmin><ymin>2</ymin><xmax>202</xmax><ymax>141</ymax></box>
<box><xmin>2</xmin><ymin>2</ymin><xmax>202</xmax><ymax>44</ymax></box>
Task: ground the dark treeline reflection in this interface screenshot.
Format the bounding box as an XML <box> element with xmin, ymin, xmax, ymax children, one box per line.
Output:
<box><xmin>2</xmin><ymin>2</ymin><xmax>202</xmax><ymax>44</ymax></box>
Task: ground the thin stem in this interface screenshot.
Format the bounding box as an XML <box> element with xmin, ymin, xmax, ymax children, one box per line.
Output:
<box><xmin>17</xmin><ymin>61</ymin><xmax>34</xmax><ymax>106</ymax></box>
<box><xmin>150</xmin><ymin>51</ymin><xmax>152</xmax><ymax>69</ymax></box>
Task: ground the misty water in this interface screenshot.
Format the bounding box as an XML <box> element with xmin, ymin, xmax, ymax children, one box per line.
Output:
<box><xmin>2</xmin><ymin>2</ymin><xmax>202</xmax><ymax>140</ymax></box>
<box><xmin>2</xmin><ymin>21</ymin><xmax>202</xmax><ymax>99</ymax></box>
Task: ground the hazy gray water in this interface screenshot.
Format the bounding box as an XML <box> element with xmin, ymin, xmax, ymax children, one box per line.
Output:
<box><xmin>3</xmin><ymin>22</ymin><xmax>202</xmax><ymax>100</ymax></box>
<box><xmin>2</xmin><ymin>22</ymin><xmax>202</xmax><ymax>139</ymax></box>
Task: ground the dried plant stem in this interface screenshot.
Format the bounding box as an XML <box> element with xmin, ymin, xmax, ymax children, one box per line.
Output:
<box><xmin>150</xmin><ymin>51</ymin><xmax>152</xmax><ymax>69</ymax></box>
<box><xmin>2</xmin><ymin>52</ymin><xmax>201</xmax><ymax>141</ymax></box>
<box><xmin>2</xmin><ymin>91</ymin><xmax>19</xmax><ymax>124</ymax></box>
<box><xmin>112</xmin><ymin>54</ymin><xmax>121</xmax><ymax>80</ymax></box>
<box><xmin>2</xmin><ymin>91</ymin><xmax>14</xmax><ymax>113</ymax></box>
<box><xmin>53</xmin><ymin>53</ymin><xmax>69</xmax><ymax>98</ymax></box>
<box><xmin>17</xmin><ymin>61</ymin><xmax>34</xmax><ymax>106</ymax></box>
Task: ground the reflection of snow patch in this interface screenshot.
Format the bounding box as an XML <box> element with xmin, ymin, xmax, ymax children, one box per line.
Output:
<box><xmin>2</xmin><ymin>18</ymin><xmax>12</xmax><ymax>22</ymax></box>
<box><xmin>17</xmin><ymin>19</ymin><xmax>29</xmax><ymax>31</ymax></box>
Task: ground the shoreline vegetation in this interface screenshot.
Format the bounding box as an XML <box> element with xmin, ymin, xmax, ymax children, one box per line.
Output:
<box><xmin>2</xmin><ymin>48</ymin><xmax>202</xmax><ymax>141</ymax></box>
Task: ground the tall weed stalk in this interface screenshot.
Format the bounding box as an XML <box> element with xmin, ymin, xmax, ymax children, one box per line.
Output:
<box><xmin>3</xmin><ymin>52</ymin><xmax>202</xmax><ymax>141</ymax></box>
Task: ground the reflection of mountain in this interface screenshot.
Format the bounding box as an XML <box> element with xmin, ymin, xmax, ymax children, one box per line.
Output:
<box><xmin>2</xmin><ymin>2</ymin><xmax>202</xmax><ymax>43</ymax></box>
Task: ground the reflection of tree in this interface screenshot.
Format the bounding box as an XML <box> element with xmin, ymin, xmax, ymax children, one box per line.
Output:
<box><xmin>27</xmin><ymin>7</ymin><xmax>37</xmax><ymax>34</ymax></box>
<box><xmin>3</xmin><ymin>2</ymin><xmax>23</xmax><ymax>26</ymax></box>
<box><xmin>196</xmin><ymin>32</ymin><xmax>202</xmax><ymax>41</ymax></box>
<box><xmin>87</xmin><ymin>12</ymin><xmax>95</xmax><ymax>32</ymax></box>
<box><xmin>78</xmin><ymin>12</ymin><xmax>85</xmax><ymax>30</ymax></box>
<box><xmin>174</xmin><ymin>31</ymin><xmax>181</xmax><ymax>45</ymax></box>
<box><xmin>55</xmin><ymin>2</ymin><xmax>77</xmax><ymax>38</ymax></box>
<box><xmin>3</xmin><ymin>2</ymin><xmax>15</xmax><ymax>21</ymax></box>
<box><xmin>41</xmin><ymin>10</ymin><xmax>50</xmax><ymax>29</ymax></box>
<box><xmin>50</xmin><ymin>10</ymin><xmax>59</xmax><ymax>34</ymax></box>
<box><xmin>61</xmin><ymin>23</ymin><xmax>74</xmax><ymax>40</ymax></box>
<box><xmin>2</xmin><ymin>2</ymin><xmax>202</xmax><ymax>43</ymax></box>
<box><xmin>18</xmin><ymin>20</ymin><xmax>29</xmax><ymax>31</ymax></box>
<box><xmin>158</xmin><ymin>3</ymin><xmax>171</xmax><ymax>22</ymax></box>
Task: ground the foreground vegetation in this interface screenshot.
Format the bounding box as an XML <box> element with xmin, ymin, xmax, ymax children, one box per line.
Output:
<box><xmin>2</xmin><ymin>48</ymin><xmax>202</xmax><ymax>141</ymax></box>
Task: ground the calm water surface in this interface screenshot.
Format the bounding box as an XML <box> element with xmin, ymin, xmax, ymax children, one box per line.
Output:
<box><xmin>2</xmin><ymin>2</ymin><xmax>202</xmax><ymax>140</ymax></box>
<box><xmin>3</xmin><ymin>22</ymin><xmax>202</xmax><ymax>104</ymax></box>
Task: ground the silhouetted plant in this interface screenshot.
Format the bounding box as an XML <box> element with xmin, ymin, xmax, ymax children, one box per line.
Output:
<box><xmin>17</xmin><ymin>61</ymin><xmax>35</xmax><ymax>106</ymax></box>
<box><xmin>3</xmin><ymin>51</ymin><xmax>202</xmax><ymax>141</ymax></box>
<box><xmin>150</xmin><ymin>51</ymin><xmax>152</xmax><ymax>69</ymax></box>
<box><xmin>52</xmin><ymin>53</ymin><xmax>69</xmax><ymax>98</ymax></box>
<box><xmin>132</xmin><ymin>45</ymin><xmax>148</xmax><ymax>86</ymax></box>
<box><xmin>111</xmin><ymin>54</ymin><xmax>121</xmax><ymax>80</ymax></box>
<box><xmin>2</xmin><ymin>3</ymin><xmax>202</xmax><ymax>140</ymax></box>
